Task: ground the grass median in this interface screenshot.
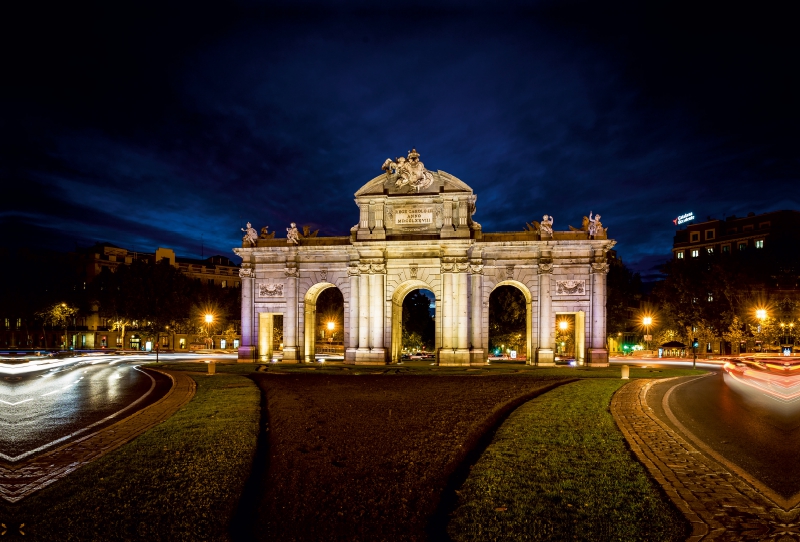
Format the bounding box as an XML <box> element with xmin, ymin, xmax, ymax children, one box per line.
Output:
<box><xmin>448</xmin><ymin>379</ymin><xmax>689</xmax><ymax>541</ymax></box>
<box><xmin>5</xmin><ymin>370</ymin><xmax>260</xmax><ymax>541</ymax></box>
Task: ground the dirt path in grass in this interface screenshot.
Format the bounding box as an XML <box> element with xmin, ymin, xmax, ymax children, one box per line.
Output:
<box><xmin>245</xmin><ymin>373</ymin><xmax>572</xmax><ymax>542</ymax></box>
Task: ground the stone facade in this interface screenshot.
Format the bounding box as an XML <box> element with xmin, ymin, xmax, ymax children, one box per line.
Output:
<box><xmin>234</xmin><ymin>157</ymin><xmax>615</xmax><ymax>366</ymax></box>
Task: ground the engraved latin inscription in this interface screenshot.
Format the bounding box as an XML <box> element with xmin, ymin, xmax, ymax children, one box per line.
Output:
<box><xmin>394</xmin><ymin>207</ymin><xmax>433</xmax><ymax>225</ymax></box>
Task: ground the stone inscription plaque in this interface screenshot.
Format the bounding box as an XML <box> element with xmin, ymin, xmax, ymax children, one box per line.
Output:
<box><xmin>394</xmin><ymin>207</ymin><xmax>433</xmax><ymax>226</ymax></box>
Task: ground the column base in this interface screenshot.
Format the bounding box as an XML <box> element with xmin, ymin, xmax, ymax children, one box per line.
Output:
<box><xmin>587</xmin><ymin>348</ymin><xmax>609</xmax><ymax>367</ymax></box>
<box><xmin>355</xmin><ymin>348</ymin><xmax>387</xmax><ymax>364</ymax></box>
<box><xmin>345</xmin><ymin>348</ymin><xmax>358</xmax><ymax>364</ymax></box>
<box><xmin>281</xmin><ymin>347</ymin><xmax>300</xmax><ymax>364</ymax></box>
<box><xmin>469</xmin><ymin>349</ymin><xmax>486</xmax><ymax>366</ymax></box>
<box><xmin>535</xmin><ymin>348</ymin><xmax>555</xmax><ymax>366</ymax></box>
<box><xmin>439</xmin><ymin>348</ymin><xmax>471</xmax><ymax>366</ymax></box>
<box><xmin>238</xmin><ymin>346</ymin><xmax>257</xmax><ymax>362</ymax></box>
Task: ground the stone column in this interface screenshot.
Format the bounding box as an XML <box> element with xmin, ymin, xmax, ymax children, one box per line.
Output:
<box><xmin>259</xmin><ymin>313</ymin><xmax>274</xmax><ymax>362</ymax></box>
<box><xmin>283</xmin><ymin>265</ymin><xmax>300</xmax><ymax>363</ymax></box>
<box><xmin>588</xmin><ymin>262</ymin><xmax>610</xmax><ymax>366</ymax></box>
<box><xmin>346</xmin><ymin>265</ymin><xmax>359</xmax><ymax>363</ymax></box>
<box><xmin>455</xmin><ymin>261</ymin><xmax>470</xmax><ymax>364</ymax></box>
<box><xmin>469</xmin><ymin>263</ymin><xmax>485</xmax><ymax>364</ymax></box>
<box><xmin>439</xmin><ymin>258</ymin><xmax>455</xmax><ymax>364</ymax></box>
<box><xmin>536</xmin><ymin>261</ymin><xmax>555</xmax><ymax>366</ymax></box>
<box><xmin>358</xmin><ymin>269</ymin><xmax>370</xmax><ymax>355</ymax></box>
<box><xmin>237</xmin><ymin>267</ymin><xmax>255</xmax><ymax>361</ymax></box>
<box><xmin>370</xmin><ymin>270</ymin><xmax>385</xmax><ymax>350</ymax></box>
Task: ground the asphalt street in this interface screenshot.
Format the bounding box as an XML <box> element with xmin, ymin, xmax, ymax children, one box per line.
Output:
<box><xmin>0</xmin><ymin>357</ymin><xmax>173</xmax><ymax>461</ymax></box>
<box><xmin>638</xmin><ymin>361</ymin><xmax>800</xmax><ymax>500</ymax></box>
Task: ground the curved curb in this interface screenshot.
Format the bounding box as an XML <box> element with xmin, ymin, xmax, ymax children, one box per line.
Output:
<box><xmin>0</xmin><ymin>369</ymin><xmax>196</xmax><ymax>502</ymax></box>
<box><xmin>610</xmin><ymin>378</ymin><xmax>800</xmax><ymax>541</ymax></box>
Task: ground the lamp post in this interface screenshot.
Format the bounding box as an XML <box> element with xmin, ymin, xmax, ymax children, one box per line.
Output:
<box><xmin>642</xmin><ymin>316</ymin><xmax>653</xmax><ymax>351</ymax></box>
<box><xmin>756</xmin><ymin>309</ymin><xmax>767</xmax><ymax>352</ymax></box>
<box><xmin>327</xmin><ymin>321</ymin><xmax>335</xmax><ymax>349</ymax></box>
<box><xmin>205</xmin><ymin>314</ymin><xmax>214</xmax><ymax>349</ymax></box>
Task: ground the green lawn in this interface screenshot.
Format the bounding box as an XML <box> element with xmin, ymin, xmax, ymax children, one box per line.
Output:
<box><xmin>4</xmin><ymin>372</ymin><xmax>260</xmax><ymax>541</ymax></box>
<box><xmin>448</xmin><ymin>379</ymin><xmax>689</xmax><ymax>541</ymax></box>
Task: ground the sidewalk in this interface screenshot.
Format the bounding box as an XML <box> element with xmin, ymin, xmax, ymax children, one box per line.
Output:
<box><xmin>0</xmin><ymin>369</ymin><xmax>196</xmax><ymax>503</ymax></box>
<box><xmin>611</xmin><ymin>378</ymin><xmax>799</xmax><ymax>541</ymax></box>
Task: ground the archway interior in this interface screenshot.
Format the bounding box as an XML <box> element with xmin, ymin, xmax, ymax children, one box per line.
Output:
<box><xmin>303</xmin><ymin>284</ymin><xmax>344</xmax><ymax>361</ymax></box>
<box><xmin>390</xmin><ymin>279</ymin><xmax>438</xmax><ymax>363</ymax></box>
<box><xmin>401</xmin><ymin>289</ymin><xmax>435</xmax><ymax>356</ymax></box>
<box><xmin>489</xmin><ymin>284</ymin><xmax>529</xmax><ymax>362</ymax></box>
<box><xmin>258</xmin><ymin>313</ymin><xmax>283</xmax><ymax>361</ymax></box>
<box><xmin>556</xmin><ymin>313</ymin><xmax>576</xmax><ymax>360</ymax></box>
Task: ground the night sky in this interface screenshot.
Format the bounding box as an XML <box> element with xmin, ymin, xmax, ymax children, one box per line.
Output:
<box><xmin>3</xmin><ymin>1</ymin><xmax>797</xmax><ymax>280</ymax></box>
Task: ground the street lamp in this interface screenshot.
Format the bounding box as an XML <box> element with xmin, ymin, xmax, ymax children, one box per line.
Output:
<box><xmin>642</xmin><ymin>316</ymin><xmax>653</xmax><ymax>351</ymax></box>
<box><xmin>327</xmin><ymin>321</ymin><xmax>335</xmax><ymax>347</ymax></box>
<box><xmin>205</xmin><ymin>314</ymin><xmax>214</xmax><ymax>349</ymax></box>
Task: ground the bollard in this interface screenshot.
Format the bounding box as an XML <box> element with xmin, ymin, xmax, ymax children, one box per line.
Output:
<box><xmin>621</xmin><ymin>364</ymin><xmax>629</xmax><ymax>379</ymax></box>
<box><xmin>208</xmin><ymin>361</ymin><xmax>216</xmax><ymax>375</ymax></box>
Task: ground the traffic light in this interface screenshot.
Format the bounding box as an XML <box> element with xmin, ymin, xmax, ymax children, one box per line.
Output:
<box><xmin>692</xmin><ymin>338</ymin><xmax>699</xmax><ymax>349</ymax></box>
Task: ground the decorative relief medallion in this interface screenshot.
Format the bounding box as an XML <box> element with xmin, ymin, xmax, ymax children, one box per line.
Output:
<box><xmin>320</xmin><ymin>269</ymin><xmax>328</xmax><ymax>281</ymax></box>
<box><xmin>239</xmin><ymin>267</ymin><xmax>254</xmax><ymax>278</ymax></box>
<box><xmin>591</xmin><ymin>263</ymin><xmax>609</xmax><ymax>274</ymax></box>
<box><xmin>506</xmin><ymin>265</ymin><xmax>515</xmax><ymax>279</ymax></box>
<box><xmin>258</xmin><ymin>283</ymin><xmax>284</xmax><ymax>297</ymax></box>
<box><xmin>538</xmin><ymin>263</ymin><xmax>554</xmax><ymax>274</ymax></box>
<box><xmin>409</xmin><ymin>264</ymin><xmax>418</xmax><ymax>279</ymax></box>
<box><xmin>555</xmin><ymin>280</ymin><xmax>585</xmax><ymax>295</ymax></box>
<box><xmin>284</xmin><ymin>266</ymin><xmax>299</xmax><ymax>278</ymax></box>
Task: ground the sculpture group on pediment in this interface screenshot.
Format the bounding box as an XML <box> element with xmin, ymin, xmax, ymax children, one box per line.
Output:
<box><xmin>588</xmin><ymin>212</ymin><xmax>604</xmax><ymax>237</ymax></box>
<box><xmin>260</xmin><ymin>226</ymin><xmax>275</xmax><ymax>239</ymax></box>
<box><xmin>286</xmin><ymin>223</ymin><xmax>300</xmax><ymax>245</ymax></box>
<box><xmin>241</xmin><ymin>222</ymin><xmax>258</xmax><ymax>246</ymax></box>
<box><xmin>382</xmin><ymin>148</ymin><xmax>435</xmax><ymax>192</ymax></box>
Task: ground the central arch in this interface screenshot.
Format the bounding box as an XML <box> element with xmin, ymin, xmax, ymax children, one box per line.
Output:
<box><xmin>303</xmin><ymin>282</ymin><xmax>344</xmax><ymax>361</ymax></box>
<box><xmin>391</xmin><ymin>279</ymin><xmax>438</xmax><ymax>364</ymax></box>
<box><xmin>489</xmin><ymin>280</ymin><xmax>532</xmax><ymax>364</ymax></box>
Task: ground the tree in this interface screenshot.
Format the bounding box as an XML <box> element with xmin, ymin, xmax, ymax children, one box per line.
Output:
<box><xmin>35</xmin><ymin>302</ymin><xmax>78</xmax><ymax>349</ymax></box>
<box><xmin>750</xmin><ymin>316</ymin><xmax>781</xmax><ymax>352</ymax></box>
<box><xmin>722</xmin><ymin>316</ymin><xmax>747</xmax><ymax>354</ymax></box>
<box><xmin>489</xmin><ymin>286</ymin><xmax>527</xmax><ymax>354</ymax></box>
<box><xmin>403</xmin><ymin>290</ymin><xmax>434</xmax><ymax>350</ymax></box>
<box><xmin>606</xmin><ymin>258</ymin><xmax>642</xmax><ymax>334</ymax></box>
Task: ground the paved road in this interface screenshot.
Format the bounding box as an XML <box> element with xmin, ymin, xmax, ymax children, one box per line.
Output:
<box><xmin>621</xmin><ymin>360</ymin><xmax>800</xmax><ymax>500</ymax></box>
<box><xmin>0</xmin><ymin>356</ymin><xmax>176</xmax><ymax>461</ymax></box>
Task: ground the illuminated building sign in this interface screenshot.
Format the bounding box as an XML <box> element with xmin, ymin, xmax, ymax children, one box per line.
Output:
<box><xmin>673</xmin><ymin>212</ymin><xmax>694</xmax><ymax>225</ymax></box>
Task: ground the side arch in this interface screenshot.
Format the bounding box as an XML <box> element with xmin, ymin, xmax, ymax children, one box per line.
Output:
<box><xmin>390</xmin><ymin>279</ymin><xmax>438</xmax><ymax>364</ymax></box>
<box><xmin>303</xmin><ymin>282</ymin><xmax>343</xmax><ymax>361</ymax></box>
<box><xmin>489</xmin><ymin>280</ymin><xmax>533</xmax><ymax>364</ymax></box>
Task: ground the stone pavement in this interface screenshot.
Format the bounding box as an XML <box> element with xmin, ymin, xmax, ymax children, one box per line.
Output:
<box><xmin>0</xmin><ymin>369</ymin><xmax>196</xmax><ymax>503</ymax></box>
<box><xmin>611</xmin><ymin>378</ymin><xmax>800</xmax><ymax>541</ymax></box>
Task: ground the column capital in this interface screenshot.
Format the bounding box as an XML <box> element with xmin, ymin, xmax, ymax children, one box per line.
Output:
<box><xmin>348</xmin><ymin>264</ymin><xmax>361</xmax><ymax>277</ymax></box>
<box><xmin>591</xmin><ymin>262</ymin><xmax>609</xmax><ymax>274</ymax></box>
<box><xmin>284</xmin><ymin>266</ymin><xmax>299</xmax><ymax>278</ymax></box>
<box><xmin>239</xmin><ymin>267</ymin><xmax>254</xmax><ymax>278</ymax></box>
<box><xmin>538</xmin><ymin>262</ymin><xmax>553</xmax><ymax>274</ymax></box>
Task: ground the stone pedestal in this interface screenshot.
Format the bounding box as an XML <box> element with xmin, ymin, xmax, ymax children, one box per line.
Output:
<box><xmin>439</xmin><ymin>348</ymin><xmax>471</xmax><ymax>366</ymax></box>
<box><xmin>355</xmin><ymin>347</ymin><xmax>387</xmax><ymax>364</ymax></box>
<box><xmin>238</xmin><ymin>345</ymin><xmax>256</xmax><ymax>361</ymax></box>
<box><xmin>469</xmin><ymin>349</ymin><xmax>486</xmax><ymax>366</ymax></box>
<box><xmin>282</xmin><ymin>346</ymin><xmax>300</xmax><ymax>363</ymax></box>
<box><xmin>587</xmin><ymin>348</ymin><xmax>609</xmax><ymax>367</ymax></box>
<box><xmin>536</xmin><ymin>348</ymin><xmax>555</xmax><ymax>366</ymax></box>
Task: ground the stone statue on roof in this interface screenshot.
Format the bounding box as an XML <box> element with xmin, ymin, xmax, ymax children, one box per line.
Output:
<box><xmin>241</xmin><ymin>222</ymin><xmax>258</xmax><ymax>246</ymax></box>
<box><xmin>540</xmin><ymin>214</ymin><xmax>554</xmax><ymax>235</ymax></box>
<box><xmin>382</xmin><ymin>148</ymin><xmax>435</xmax><ymax>192</ymax></box>
<box><xmin>286</xmin><ymin>222</ymin><xmax>300</xmax><ymax>245</ymax></box>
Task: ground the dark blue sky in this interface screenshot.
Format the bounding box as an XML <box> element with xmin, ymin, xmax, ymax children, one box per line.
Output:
<box><xmin>3</xmin><ymin>1</ymin><xmax>797</xmax><ymax>280</ymax></box>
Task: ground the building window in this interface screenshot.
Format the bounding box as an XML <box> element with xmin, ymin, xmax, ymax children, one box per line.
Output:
<box><xmin>208</xmin><ymin>279</ymin><xmax>214</xmax><ymax>286</ymax></box>
<box><xmin>708</xmin><ymin>293</ymin><xmax>713</xmax><ymax>302</ymax></box>
<box><xmin>759</xmin><ymin>221</ymin><xmax>770</xmax><ymax>228</ymax></box>
<box><xmin>235</xmin><ymin>281</ymin><xmax>240</xmax><ymax>288</ymax></box>
<box><xmin>179</xmin><ymin>338</ymin><xmax>186</xmax><ymax>349</ymax></box>
<box><xmin>221</xmin><ymin>280</ymin><xmax>227</xmax><ymax>288</ymax></box>
<box><xmin>728</xmin><ymin>227</ymin><xmax>737</xmax><ymax>234</ymax></box>
<box><xmin>691</xmin><ymin>249</ymin><xmax>699</xmax><ymax>258</ymax></box>
<box><xmin>690</xmin><ymin>232</ymin><xmax>700</xmax><ymax>242</ymax></box>
<box><xmin>755</xmin><ymin>239</ymin><xmax>764</xmax><ymax>249</ymax></box>
<box><xmin>743</xmin><ymin>225</ymin><xmax>754</xmax><ymax>231</ymax></box>
<box><xmin>705</xmin><ymin>230</ymin><xmax>715</xmax><ymax>240</ymax></box>
<box><xmin>739</xmin><ymin>242</ymin><xmax>747</xmax><ymax>251</ymax></box>
<box><xmin>4</xmin><ymin>318</ymin><xmax>8</xmax><ymax>329</ymax></box>
<box><xmin>676</xmin><ymin>251</ymin><xmax>684</xmax><ymax>259</ymax></box>
<box><xmin>101</xmin><ymin>336</ymin><xmax>107</xmax><ymax>347</ymax></box>
<box><xmin>706</xmin><ymin>247</ymin><xmax>714</xmax><ymax>254</ymax></box>
<box><xmin>722</xmin><ymin>244</ymin><xmax>730</xmax><ymax>254</ymax></box>
<box><xmin>220</xmin><ymin>339</ymin><xmax>227</xmax><ymax>349</ymax></box>
<box><xmin>234</xmin><ymin>339</ymin><xmax>240</xmax><ymax>348</ymax></box>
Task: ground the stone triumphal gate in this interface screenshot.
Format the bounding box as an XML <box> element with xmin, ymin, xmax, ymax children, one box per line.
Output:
<box><xmin>234</xmin><ymin>150</ymin><xmax>615</xmax><ymax>366</ymax></box>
